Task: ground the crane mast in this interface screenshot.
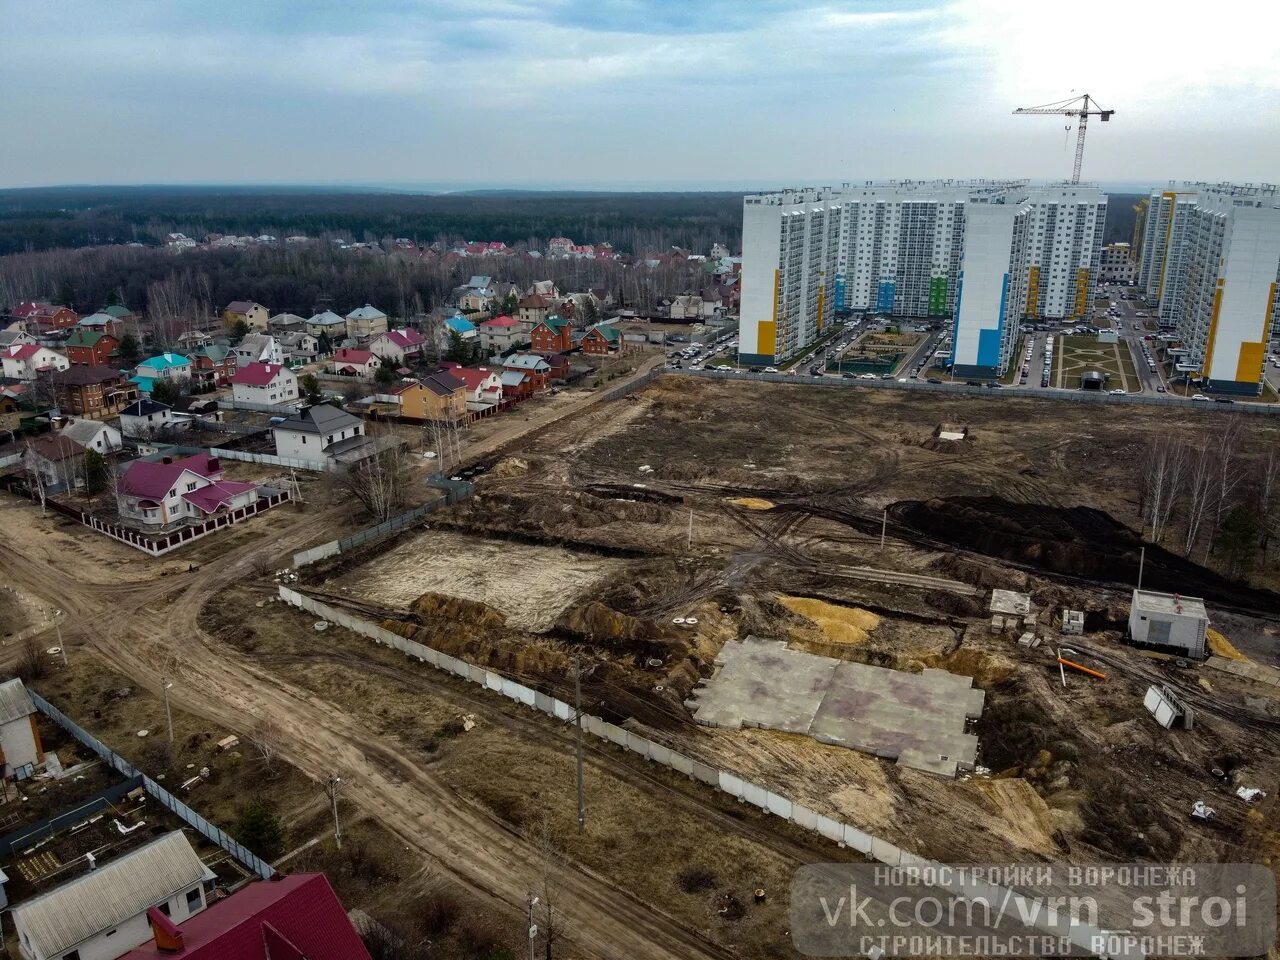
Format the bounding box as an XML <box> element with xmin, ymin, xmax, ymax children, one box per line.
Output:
<box><xmin>1013</xmin><ymin>93</ymin><xmax>1115</xmax><ymax>184</ymax></box>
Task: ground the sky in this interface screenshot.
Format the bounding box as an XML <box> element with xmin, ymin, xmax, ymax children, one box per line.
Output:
<box><xmin>2</xmin><ymin>0</ymin><xmax>1278</xmax><ymax>190</ymax></box>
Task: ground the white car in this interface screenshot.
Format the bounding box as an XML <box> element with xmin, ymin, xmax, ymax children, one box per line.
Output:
<box><xmin>1109</xmin><ymin>389</ymin><xmax>1126</xmax><ymax>396</ymax></box>
<box><xmin>764</xmin><ymin>366</ymin><xmax>779</xmax><ymax>373</ymax></box>
<box><xmin>858</xmin><ymin>373</ymin><xmax>877</xmax><ymax>380</ymax></box>
<box><xmin>1191</xmin><ymin>394</ymin><xmax>1209</xmax><ymax>402</ymax></box>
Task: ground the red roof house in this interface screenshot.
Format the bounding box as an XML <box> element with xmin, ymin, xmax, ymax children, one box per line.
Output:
<box><xmin>369</xmin><ymin>328</ymin><xmax>427</xmax><ymax>363</ymax></box>
<box><xmin>117</xmin><ymin>454</ymin><xmax>258</xmax><ymax>528</ymax></box>
<box><xmin>327</xmin><ymin>348</ymin><xmax>381</xmax><ymax>379</ymax></box>
<box><xmin>120</xmin><ymin>873</ymin><xmax>372</xmax><ymax>960</ymax></box>
<box><xmin>10</xmin><ymin>300</ymin><xmax>78</xmax><ymax>333</ymax></box>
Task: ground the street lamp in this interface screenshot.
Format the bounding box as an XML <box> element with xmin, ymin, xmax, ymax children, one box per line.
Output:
<box><xmin>53</xmin><ymin>609</ymin><xmax>66</xmax><ymax>666</ymax></box>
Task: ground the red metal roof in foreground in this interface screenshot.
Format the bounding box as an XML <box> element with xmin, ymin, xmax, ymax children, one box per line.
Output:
<box><xmin>121</xmin><ymin>874</ymin><xmax>371</xmax><ymax>960</ymax></box>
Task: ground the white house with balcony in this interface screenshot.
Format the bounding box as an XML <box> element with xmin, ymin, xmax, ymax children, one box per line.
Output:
<box><xmin>229</xmin><ymin>362</ymin><xmax>299</xmax><ymax>406</ymax></box>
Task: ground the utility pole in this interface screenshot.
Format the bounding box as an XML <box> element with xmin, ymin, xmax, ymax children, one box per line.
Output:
<box><xmin>574</xmin><ymin>652</ymin><xmax>585</xmax><ymax>834</ymax></box>
<box><xmin>880</xmin><ymin>507</ymin><xmax>887</xmax><ymax>551</ymax></box>
<box><xmin>687</xmin><ymin>508</ymin><xmax>694</xmax><ymax>551</ymax></box>
<box><xmin>326</xmin><ymin>774</ymin><xmax>343</xmax><ymax>849</ymax></box>
<box><xmin>527</xmin><ymin>893</ymin><xmax>539</xmax><ymax>960</ymax></box>
<box><xmin>1137</xmin><ymin>545</ymin><xmax>1146</xmax><ymax>593</ymax></box>
<box><xmin>162</xmin><ymin>680</ymin><xmax>174</xmax><ymax>743</ymax></box>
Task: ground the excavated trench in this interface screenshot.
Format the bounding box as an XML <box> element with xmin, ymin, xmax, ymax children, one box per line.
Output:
<box><xmin>891</xmin><ymin>496</ymin><xmax>1280</xmax><ymax>614</ymax></box>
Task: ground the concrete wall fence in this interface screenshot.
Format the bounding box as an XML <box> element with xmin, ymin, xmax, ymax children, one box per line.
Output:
<box><xmin>275</xmin><ymin>586</ymin><xmax>1117</xmax><ymax>956</ymax></box>
<box><xmin>28</xmin><ymin>691</ymin><xmax>275</xmax><ymax>881</ymax></box>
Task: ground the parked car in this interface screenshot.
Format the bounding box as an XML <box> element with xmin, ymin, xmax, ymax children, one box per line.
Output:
<box><xmin>1214</xmin><ymin>398</ymin><xmax>1235</xmax><ymax>404</ymax></box>
<box><xmin>927</xmin><ymin>377</ymin><xmax>943</xmax><ymax>384</ymax></box>
<box><xmin>1191</xmin><ymin>394</ymin><xmax>1209</xmax><ymax>402</ymax></box>
<box><xmin>1156</xmin><ymin>385</ymin><xmax>1167</xmax><ymax>393</ymax></box>
<box><xmin>1110</xmin><ymin>389</ymin><xmax>1126</xmax><ymax>396</ymax></box>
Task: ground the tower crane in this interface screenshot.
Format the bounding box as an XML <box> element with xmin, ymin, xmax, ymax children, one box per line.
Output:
<box><xmin>1013</xmin><ymin>93</ymin><xmax>1115</xmax><ymax>184</ymax></box>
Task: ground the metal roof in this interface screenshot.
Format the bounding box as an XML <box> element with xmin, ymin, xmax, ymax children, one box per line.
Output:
<box><xmin>0</xmin><ymin>678</ymin><xmax>35</xmax><ymax>724</ymax></box>
<box><xmin>1132</xmin><ymin>589</ymin><xmax>1208</xmax><ymax>620</ymax></box>
<box><xmin>14</xmin><ymin>832</ymin><xmax>213</xmax><ymax>959</ymax></box>
<box><xmin>275</xmin><ymin>403</ymin><xmax>361</xmax><ymax>435</ymax></box>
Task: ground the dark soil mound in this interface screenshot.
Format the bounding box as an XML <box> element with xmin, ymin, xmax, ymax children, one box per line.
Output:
<box><xmin>892</xmin><ymin>496</ymin><xmax>1280</xmax><ymax>613</ymax></box>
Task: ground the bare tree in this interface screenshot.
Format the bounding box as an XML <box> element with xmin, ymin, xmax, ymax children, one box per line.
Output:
<box><xmin>1142</xmin><ymin>435</ymin><xmax>1186</xmax><ymax>544</ymax></box>
<box><xmin>332</xmin><ymin>435</ymin><xmax>409</xmax><ymax>521</ymax></box>
<box><xmin>1182</xmin><ymin>440</ymin><xmax>1215</xmax><ymax>558</ymax></box>
<box><xmin>23</xmin><ymin>442</ymin><xmax>49</xmax><ymax>515</ymax></box>
<box><xmin>1208</xmin><ymin>418</ymin><xmax>1246</xmax><ymax>555</ymax></box>
<box><xmin>1258</xmin><ymin>448</ymin><xmax>1280</xmax><ymax>561</ymax></box>
<box><xmin>250</xmin><ymin>717</ymin><xmax>284</xmax><ymax>780</ymax></box>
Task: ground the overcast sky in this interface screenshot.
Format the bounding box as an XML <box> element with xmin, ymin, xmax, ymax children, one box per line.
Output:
<box><xmin>2</xmin><ymin>0</ymin><xmax>1277</xmax><ymax>190</ymax></box>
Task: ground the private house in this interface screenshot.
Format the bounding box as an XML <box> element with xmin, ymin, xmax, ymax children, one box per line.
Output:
<box><xmin>0</xmin><ymin>330</ymin><xmax>36</xmax><ymax>350</ymax></box>
<box><xmin>267</xmin><ymin>312</ymin><xmax>307</xmax><ymax>335</ymax></box>
<box><xmin>517</xmin><ymin>292</ymin><xmax>553</xmax><ymax>327</ymax></box>
<box><xmin>346</xmin><ymin>304</ymin><xmax>389</xmax><ymax>339</ymax></box>
<box><xmin>61</xmin><ymin>418</ymin><xmax>122</xmax><ymax>454</ymax></box>
<box><xmin>500</xmin><ymin>369</ymin><xmax>533</xmax><ymax>401</ymax></box>
<box><xmin>10</xmin><ymin>301</ymin><xmax>78</xmax><ymax>334</ymax></box>
<box><xmin>230</xmin><ymin>362</ymin><xmax>298</xmax><ymax>406</ymax></box>
<box><xmin>502</xmin><ymin>353</ymin><xmax>551</xmax><ymax>391</ymax></box>
<box><xmin>0</xmin><ymin>678</ymin><xmax>44</xmax><ymax>780</ymax></box>
<box><xmin>102</xmin><ymin>304</ymin><xmax>137</xmax><ymax>325</ymax></box>
<box><xmin>328</xmin><ymin>348</ymin><xmax>381</xmax><ymax>379</ymax></box>
<box><xmin>438</xmin><ymin>315</ymin><xmax>478</xmax><ymax>351</ymax></box>
<box><xmin>543</xmin><ymin>353</ymin><xmax>571</xmax><ymax>381</ymax></box>
<box><xmin>132</xmin><ymin>354</ymin><xmax>192</xmax><ymax>395</ymax></box>
<box><xmin>12</xmin><ymin>832</ymin><xmax>215</xmax><ymax>960</ymax></box>
<box><xmin>277</xmin><ymin>331</ymin><xmax>320</xmax><ymax>362</ymax></box>
<box><xmin>222</xmin><ymin>300</ymin><xmax>269</xmax><ymax>331</ymax></box>
<box><xmin>23</xmin><ymin>434</ymin><xmax>89</xmax><ymax>492</ymax></box>
<box><xmin>232</xmin><ymin>333</ymin><xmax>282</xmax><ymax>368</ymax></box>
<box><xmin>76</xmin><ymin>311</ymin><xmax>121</xmax><ymax>335</ymax></box>
<box><xmin>118</xmin><ymin>454</ymin><xmax>258</xmax><ymax>528</ymax></box>
<box><xmin>445</xmin><ymin>365</ymin><xmax>504</xmax><ymax>411</ymax></box>
<box><xmin>457</xmin><ymin>275</ymin><xmax>496</xmax><ymax>313</ymax></box>
<box><xmin>272</xmin><ymin>404</ymin><xmax>372</xmax><ymax>463</ymax></box>
<box><xmin>369</xmin><ymin>328</ymin><xmax>427</xmax><ymax>365</ymax></box>
<box><xmin>175</xmin><ymin>330</ymin><xmax>213</xmax><ymax>351</ymax></box>
<box><xmin>52</xmin><ymin>367</ymin><xmax>138</xmax><ymax>419</ymax></box>
<box><xmin>189</xmin><ymin>343</ymin><xmax>237</xmax><ymax>389</ymax></box>
<box><xmin>581</xmin><ymin>322</ymin><xmax>622</xmax><ymax>355</ymax></box>
<box><xmin>529</xmin><ymin>315</ymin><xmax>573</xmax><ymax>354</ymax></box>
<box><xmin>392</xmin><ymin>370</ymin><xmax>467</xmax><ymax>422</ymax></box>
<box><xmin>64</xmin><ymin>329</ymin><xmax>119</xmax><ymax>366</ymax></box>
<box><xmin>119</xmin><ymin>398</ymin><xmax>182</xmax><ymax>439</ymax></box>
<box><xmin>119</xmin><ymin>873</ymin><xmax>372</xmax><ymax>960</ymax></box>
<box><xmin>305</xmin><ymin>310</ymin><xmax>348</xmax><ymax>339</ymax></box>
<box><xmin>2</xmin><ymin>344</ymin><xmax>70</xmax><ymax>381</ymax></box>
<box><xmin>477</xmin><ymin>315</ymin><xmax>523</xmax><ymax>353</ymax></box>
<box><xmin>526</xmin><ymin>280</ymin><xmax>560</xmax><ymax>299</ymax></box>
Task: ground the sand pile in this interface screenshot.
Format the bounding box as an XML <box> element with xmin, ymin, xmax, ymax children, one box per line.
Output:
<box><xmin>778</xmin><ymin>595</ymin><xmax>879</xmax><ymax>645</ymax></box>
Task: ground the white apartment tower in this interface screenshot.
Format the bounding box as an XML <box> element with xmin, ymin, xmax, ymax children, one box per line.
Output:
<box><xmin>1012</xmin><ymin>184</ymin><xmax>1108</xmax><ymax>323</ymax></box>
<box><xmin>739</xmin><ymin>188</ymin><xmax>841</xmax><ymax>365</ymax></box>
<box><xmin>1167</xmin><ymin>185</ymin><xmax>1280</xmax><ymax>395</ymax></box>
<box><xmin>1137</xmin><ymin>187</ymin><xmax>1199</xmax><ymax>324</ymax></box>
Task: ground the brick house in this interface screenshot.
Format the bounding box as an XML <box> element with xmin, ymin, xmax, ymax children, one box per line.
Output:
<box><xmin>529</xmin><ymin>315</ymin><xmax>573</xmax><ymax>354</ymax></box>
<box><xmin>64</xmin><ymin>329</ymin><xmax>119</xmax><ymax>366</ymax></box>
<box><xmin>543</xmin><ymin>353</ymin><xmax>571</xmax><ymax>381</ymax></box>
<box><xmin>580</xmin><ymin>322</ymin><xmax>622</xmax><ymax>355</ymax></box>
<box><xmin>517</xmin><ymin>292</ymin><xmax>553</xmax><ymax>328</ymax></box>
<box><xmin>52</xmin><ymin>366</ymin><xmax>138</xmax><ymax>418</ymax></box>
<box><xmin>392</xmin><ymin>370</ymin><xmax>467</xmax><ymax>422</ymax></box>
<box><xmin>477</xmin><ymin>315</ymin><xmax>524</xmax><ymax>353</ymax></box>
<box><xmin>10</xmin><ymin>301</ymin><xmax>78</xmax><ymax>334</ymax></box>
<box><xmin>502</xmin><ymin>353</ymin><xmax>551</xmax><ymax>391</ymax></box>
<box><xmin>190</xmin><ymin>343</ymin><xmax>238</xmax><ymax>388</ymax></box>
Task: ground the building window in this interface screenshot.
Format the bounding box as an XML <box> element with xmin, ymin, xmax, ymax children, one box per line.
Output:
<box><xmin>187</xmin><ymin>888</ymin><xmax>203</xmax><ymax>910</ymax></box>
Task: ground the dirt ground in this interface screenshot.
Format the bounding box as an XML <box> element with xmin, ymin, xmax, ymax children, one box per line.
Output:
<box><xmin>309</xmin><ymin>375</ymin><xmax>1280</xmax><ymax>877</ymax></box>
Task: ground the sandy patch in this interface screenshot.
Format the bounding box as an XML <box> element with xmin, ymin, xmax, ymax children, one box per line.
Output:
<box><xmin>779</xmin><ymin>595</ymin><xmax>880</xmax><ymax>645</ymax></box>
<box><xmin>730</xmin><ymin>497</ymin><xmax>775</xmax><ymax>510</ymax></box>
<box><xmin>332</xmin><ymin>530</ymin><xmax>627</xmax><ymax>630</ymax></box>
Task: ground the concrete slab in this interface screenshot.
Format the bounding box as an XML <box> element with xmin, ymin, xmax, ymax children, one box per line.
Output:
<box><xmin>990</xmin><ymin>589</ymin><xmax>1031</xmax><ymax>617</ymax></box>
<box><xmin>689</xmin><ymin>636</ymin><xmax>983</xmax><ymax>777</ymax></box>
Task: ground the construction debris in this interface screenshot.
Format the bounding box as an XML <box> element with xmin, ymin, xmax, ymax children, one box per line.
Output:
<box><xmin>1191</xmin><ymin>801</ymin><xmax>1216</xmax><ymax>821</ymax></box>
<box><xmin>1061</xmin><ymin>610</ymin><xmax>1085</xmax><ymax>635</ymax></box>
<box><xmin>1236</xmin><ymin>787</ymin><xmax>1266</xmax><ymax>803</ymax></box>
<box><xmin>1144</xmin><ymin>685</ymin><xmax>1194</xmax><ymax>730</ymax></box>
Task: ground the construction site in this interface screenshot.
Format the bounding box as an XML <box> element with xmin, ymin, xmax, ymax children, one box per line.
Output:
<box><xmin>5</xmin><ymin>374</ymin><xmax>1280</xmax><ymax>959</ymax></box>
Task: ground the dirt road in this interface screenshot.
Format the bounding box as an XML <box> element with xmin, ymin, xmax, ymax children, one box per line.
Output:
<box><xmin>0</xmin><ymin>361</ymin><xmax>737</xmax><ymax>960</ymax></box>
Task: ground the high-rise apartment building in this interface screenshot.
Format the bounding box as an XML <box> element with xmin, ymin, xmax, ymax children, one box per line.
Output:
<box><xmin>739</xmin><ymin>182</ymin><xmax>1107</xmax><ymax>371</ymax></box>
<box><xmin>739</xmin><ymin>188</ymin><xmax>841</xmax><ymax>366</ymax></box>
<box><xmin>835</xmin><ymin>180</ymin><xmax>1022</xmax><ymax>318</ymax></box>
<box><xmin>1137</xmin><ymin>187</ymin><xmax>1199</xmax><ymax>324</ymax></box>
<box><xmin>949</xmin><ymin>200</ymin><xmax>1023</xmax><ymax>379</ymax></box>
<box><xmin>1166</xmin><ymin>186</ymin><xmax>1280</xmax><ymax>395</ymax></box>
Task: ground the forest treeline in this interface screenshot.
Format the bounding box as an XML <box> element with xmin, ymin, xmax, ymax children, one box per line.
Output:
<box><xmin>0</xmin><ymin>243</ymin><xmax>714</xmax><ymax>321</ymax></box>
<box><xmin>0</xmin><ymin>187</ymin><xmax>747</xmax><ymax>257</ymax></box>
<box><xmin>0</xmin><ymin>186</ymin><xmax>1144</xmax><ymax>258</ymax></box>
